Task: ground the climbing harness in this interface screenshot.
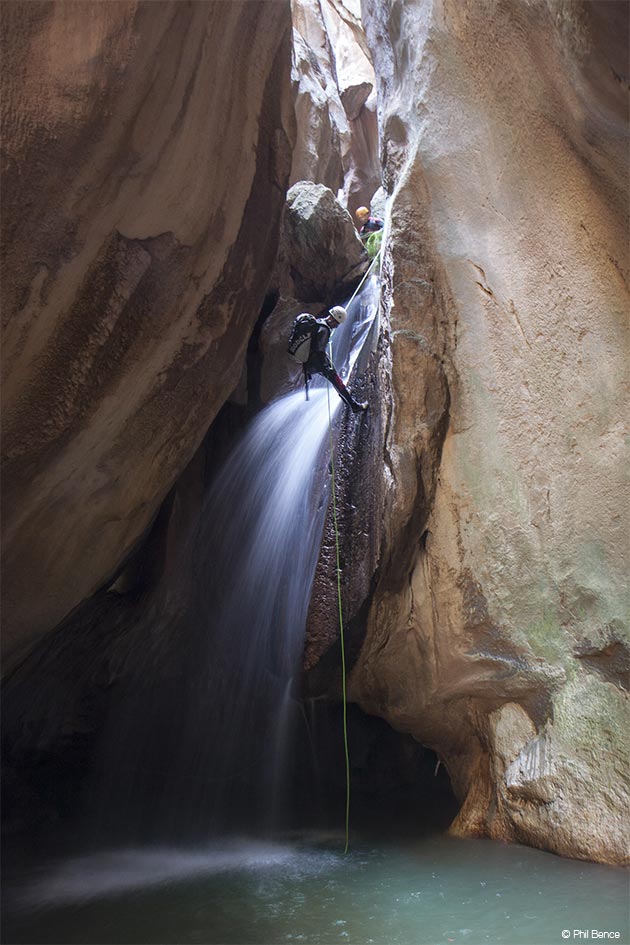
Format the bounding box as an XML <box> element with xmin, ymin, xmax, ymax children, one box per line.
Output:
<box><xmin>324</xmin><ymin>244</ymin><xmax>382</xmax><ymax>853</ymax></box>
<box><xmin>292</xmin><ymin>250</ymin><xmax>383</xmax><ymax>403</ymax></box>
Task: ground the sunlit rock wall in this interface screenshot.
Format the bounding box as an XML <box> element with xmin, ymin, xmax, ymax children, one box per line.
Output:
<box><xmin>353</xmin><ymin>0</ymin><xmax>629</xmax><ymax>864</ymax></box>
<box><xmin>1</xmin><ymin>0</ymin><xmax>295</xmax><ymax>668</ymax></box>
<box><xmin>290</xmin><ymin>0</ymin><xmax>380</xmax><ymax>212</ymax></box>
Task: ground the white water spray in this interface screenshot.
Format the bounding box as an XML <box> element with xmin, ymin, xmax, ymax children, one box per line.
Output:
<box><xmin>183</xmin><ymin>274</ymin><xmax>380</xmax><ymax>828</ymax></box>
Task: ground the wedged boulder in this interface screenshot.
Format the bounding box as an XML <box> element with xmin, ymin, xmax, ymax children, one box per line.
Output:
<box><xmin>282</xmin><ymin>181</ymin><xmax>368</xmax><ymax>300</ymax></box>
<box><xmin>1</xmin><ymin>0</ymin><xmax>295</xmax><ymax>668</ymax></box>
<box><xmin>348</xmin><ymin>0</ymin><xmax>630</xmax><ymax>865</ymax></box>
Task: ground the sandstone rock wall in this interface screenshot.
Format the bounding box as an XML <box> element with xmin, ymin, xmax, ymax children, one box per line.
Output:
<box><xmin>290</xmin><ymin>0</ymin><xmax>380</xmax><ymax>212</ymax></box>
<box><xmin>3</xmin><ymin>0</ymin><xmax>628</xmax><ymax>868</ymax></box>
<box><xmin>1</xmin><ymin>0</ymin><xmax>295</xmax><ymax>668</ymax></box>
<box><xmin>352</xmin><ymin>0</ymin><xmax>629</xmax><ymax>864</ymax></box>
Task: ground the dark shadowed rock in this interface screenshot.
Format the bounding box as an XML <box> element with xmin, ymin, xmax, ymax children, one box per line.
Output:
<box><xmin>1</xmin><ymin>0</ymin><xmax>295</xmax><ymax>668</ymax></box>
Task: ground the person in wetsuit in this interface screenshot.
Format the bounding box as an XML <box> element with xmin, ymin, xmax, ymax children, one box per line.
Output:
<box><xmin>303</xmin><ymin>306</ymin><xmax>368</xmax><ymax>413</ymax></box>
<box><xmin>355</xmin><ymin>206</ymin><xmax>384</xmax><ymax>239</ymax></box>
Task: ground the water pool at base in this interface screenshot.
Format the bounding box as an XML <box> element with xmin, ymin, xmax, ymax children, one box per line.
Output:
<box><xmin>3</xmin><ymin>834</ymin><xmax>628</xmax><ymax>945</ymax></box>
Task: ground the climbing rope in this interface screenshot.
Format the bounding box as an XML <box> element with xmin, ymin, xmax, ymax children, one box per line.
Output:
<box><xmin>344</xmin><ymin>245</ymin><xmax>382</xmax><ymax>312</ymax></box>
<box><xmin>326</xmin><ymin>380</ymin><xmax>350</xmax><ymax>854</ymax></box>
<box><xmin>325</xmin><ymin>245</ymin><xmax>382</xmax><ymax>854</ymax></box>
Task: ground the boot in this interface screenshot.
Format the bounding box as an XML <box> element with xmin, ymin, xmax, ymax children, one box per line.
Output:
<box><xmin>329</xmin><ymin>372</ymin><xmax>368</xmax><ymax>414</ymax></box>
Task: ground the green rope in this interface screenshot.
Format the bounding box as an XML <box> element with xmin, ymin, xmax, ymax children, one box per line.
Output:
<box><xmin>326</xmin><ymin>379</ymin><xmax>351</xmax><ymax>854</ymax></box>
<box><xmin>324</xmin><ymin>242</ymin><xmax>382</xmax><ymax>854</ymax></box>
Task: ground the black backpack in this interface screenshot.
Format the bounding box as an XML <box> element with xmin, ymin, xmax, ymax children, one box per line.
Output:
<box><xmin>287</xmin><ymin>313</ymin><xmax>317</xmax><ymax>363</ymax></box>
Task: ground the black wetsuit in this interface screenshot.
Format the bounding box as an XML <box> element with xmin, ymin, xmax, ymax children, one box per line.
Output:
<box><xmin>360</xmin><ymin>217</ymin><xmax>384</xmax><ymax>237</ymax></box>
<box><xmin>304</xmin><ymin>318</ymin><xmax>363</xmax><ymax>411</ymax></box>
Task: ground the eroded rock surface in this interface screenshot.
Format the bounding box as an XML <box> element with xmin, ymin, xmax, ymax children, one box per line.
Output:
<box><xmin>282</xmin><ymin>181</ymin><xmax>368</xmax><ymax>300</ymax></box>
<box><xmin>1</xmin><ymin>0</ymin><xmax>295</xmax><ymax>667</ymax></box>
<box><xmin>290</xmin><ymin>0</ymin><xmax>380</xmax><ymax>212</ymax></box>
<box><xmin>3</xmin><ymin>0</ymin><xmax>628</xmax><ymax>871</ymax></box>
<box><xmin>350</xmin><ymin>0</ymin><xmax>630</xmax><ymax>864</ymax></box>
<box><xmin>258</xmin><ymin>180</ymin><xmax>370</xmax><ymax>402</ymax></box>
<box><xmin>291</xmin><ymin>26</ymin><xmax>346</xmax><ymax>192</ymax></box>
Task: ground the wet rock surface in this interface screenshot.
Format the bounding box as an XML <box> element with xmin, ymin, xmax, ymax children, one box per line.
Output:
<box><xmin>2</xmin><ymin>0</ymin><xmax>628</xmax><ymax>871</ymax></box>
<box><xmin>347</xmin><ymin>0</ymin><xmax>630</xmax><ymax>865</ymax></box>
<box><xmin>303</xmin><ymin>348</ymin><xmax>383</xmax><ymax>680</ymax></box>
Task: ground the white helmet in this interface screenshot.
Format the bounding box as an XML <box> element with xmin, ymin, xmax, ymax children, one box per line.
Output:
<box><xmin>329</xmin><ymin>306</ymin><xmax>347</xmax><ymax>325</ymax></box>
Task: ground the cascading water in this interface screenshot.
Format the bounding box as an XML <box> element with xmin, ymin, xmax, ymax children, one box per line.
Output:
<box><xmin>153</xmin><ymin>273</ymin><xmax>380</xmax><ymax>835</ymax></box>
<box><xmin>5</xmin><ymin>271</ymin><xmax>628</xmax><ymax>945</ymax></box>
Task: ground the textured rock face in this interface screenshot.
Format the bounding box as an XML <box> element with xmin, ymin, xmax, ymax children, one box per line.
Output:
<box><xmin>1</xmin><ymin>0</ymin><xmax>295</xmax><ymax>668</ymax></box>
<box><xmin>317</xmin><ymin>0</ymin><xmax>373</xmax><ymax>121</ymax></box>
<box><xmin>352</xmin><ymin>0</ymin><xmax>629</xmax><ymax>864</ymax></box>
<box><xmin>3</xmin><ymin>0</ymin><xmax>628</xmax><ymax>872</ymax></box>
<box><xmin>282</xmin><ymin>181</ymin><xmax>367</xmax><ymax>300</ymax></box>
<box><xmin>481</xmin><ymin>684</ymin><xmax>629</xmax><ymax>864</ymax></box>
<box><xmin>342</xmin><ymin>90</ymin><xmax>381</xmax><ymax>218</ymax></box>
<box><xmin>259</xmin><ymin>179</ymin><xmax>371</xmax><ymax>401</ymax></box>
<box><xmin>290</xmin><ymin>0</ymin><xmax>380</xmax><ymax>212</ymax></box>
<box><xmin>291</xmin><ymin>26</ymin><xmax>345</xmax><ymax>192</ymax></box>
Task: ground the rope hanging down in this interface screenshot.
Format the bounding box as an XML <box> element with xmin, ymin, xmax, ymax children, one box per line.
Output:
<box><xmin>326</xmin><ymin>381</ymin><xmax>350</xmax><ymax>854</ymax></box>
<box><xmin>344</xmin><ymin>248</ymin><xmax>381</xmax><ymax>312</ymax></box>
<box><xmin>326</xmin><ymin>246</ymin><xmax>382</xmax><ymax>854</ymax></box>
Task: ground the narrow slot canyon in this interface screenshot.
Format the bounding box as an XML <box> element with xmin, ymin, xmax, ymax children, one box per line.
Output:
<box><xmin>1</xmin><ymin>2</ymin><xmax>628</xmax><ymax>944</ymax></box>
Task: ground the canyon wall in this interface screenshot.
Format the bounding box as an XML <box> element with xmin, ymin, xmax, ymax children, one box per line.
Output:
<box><xmin>2</xmin><ymin>0</ymin><xmax>628</xmax><ymax>868</ymax></box>
<box><xmin>351</xmin><ymin>0</ymin><xmax>629</xmax><ymax>864</ymax></box>
<box><xmin>1</xmin><ymin>0</ymin><xmax>295</xmax><ymax>668</ymax></box>
<box><xmin>290</xmin><ymin>0</ymin><xmax>380</xmax><ymax>212</ymax></box>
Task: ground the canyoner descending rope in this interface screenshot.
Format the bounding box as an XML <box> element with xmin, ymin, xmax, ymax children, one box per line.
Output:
<box><xmin>326</xmin><ymin>246</ymin><xmax>382</xmax><ymax>854</ymax></box>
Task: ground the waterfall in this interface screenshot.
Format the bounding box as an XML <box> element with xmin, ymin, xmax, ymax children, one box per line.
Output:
<box><xmin>181</xmin><ymin>274</ymin><xmax>379</xmax><ymax>833</ymax></box>
<box><xmin>91</xmin><ymin>275</ymin><xmax>379</xmax><ymax>840</ymax></box>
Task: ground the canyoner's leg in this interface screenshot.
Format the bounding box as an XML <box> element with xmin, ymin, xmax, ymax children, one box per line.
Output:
<box><xmin>320</xmin><ymin>356</ymin><xmax>368</xmax><ymax>414</ymax></box>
